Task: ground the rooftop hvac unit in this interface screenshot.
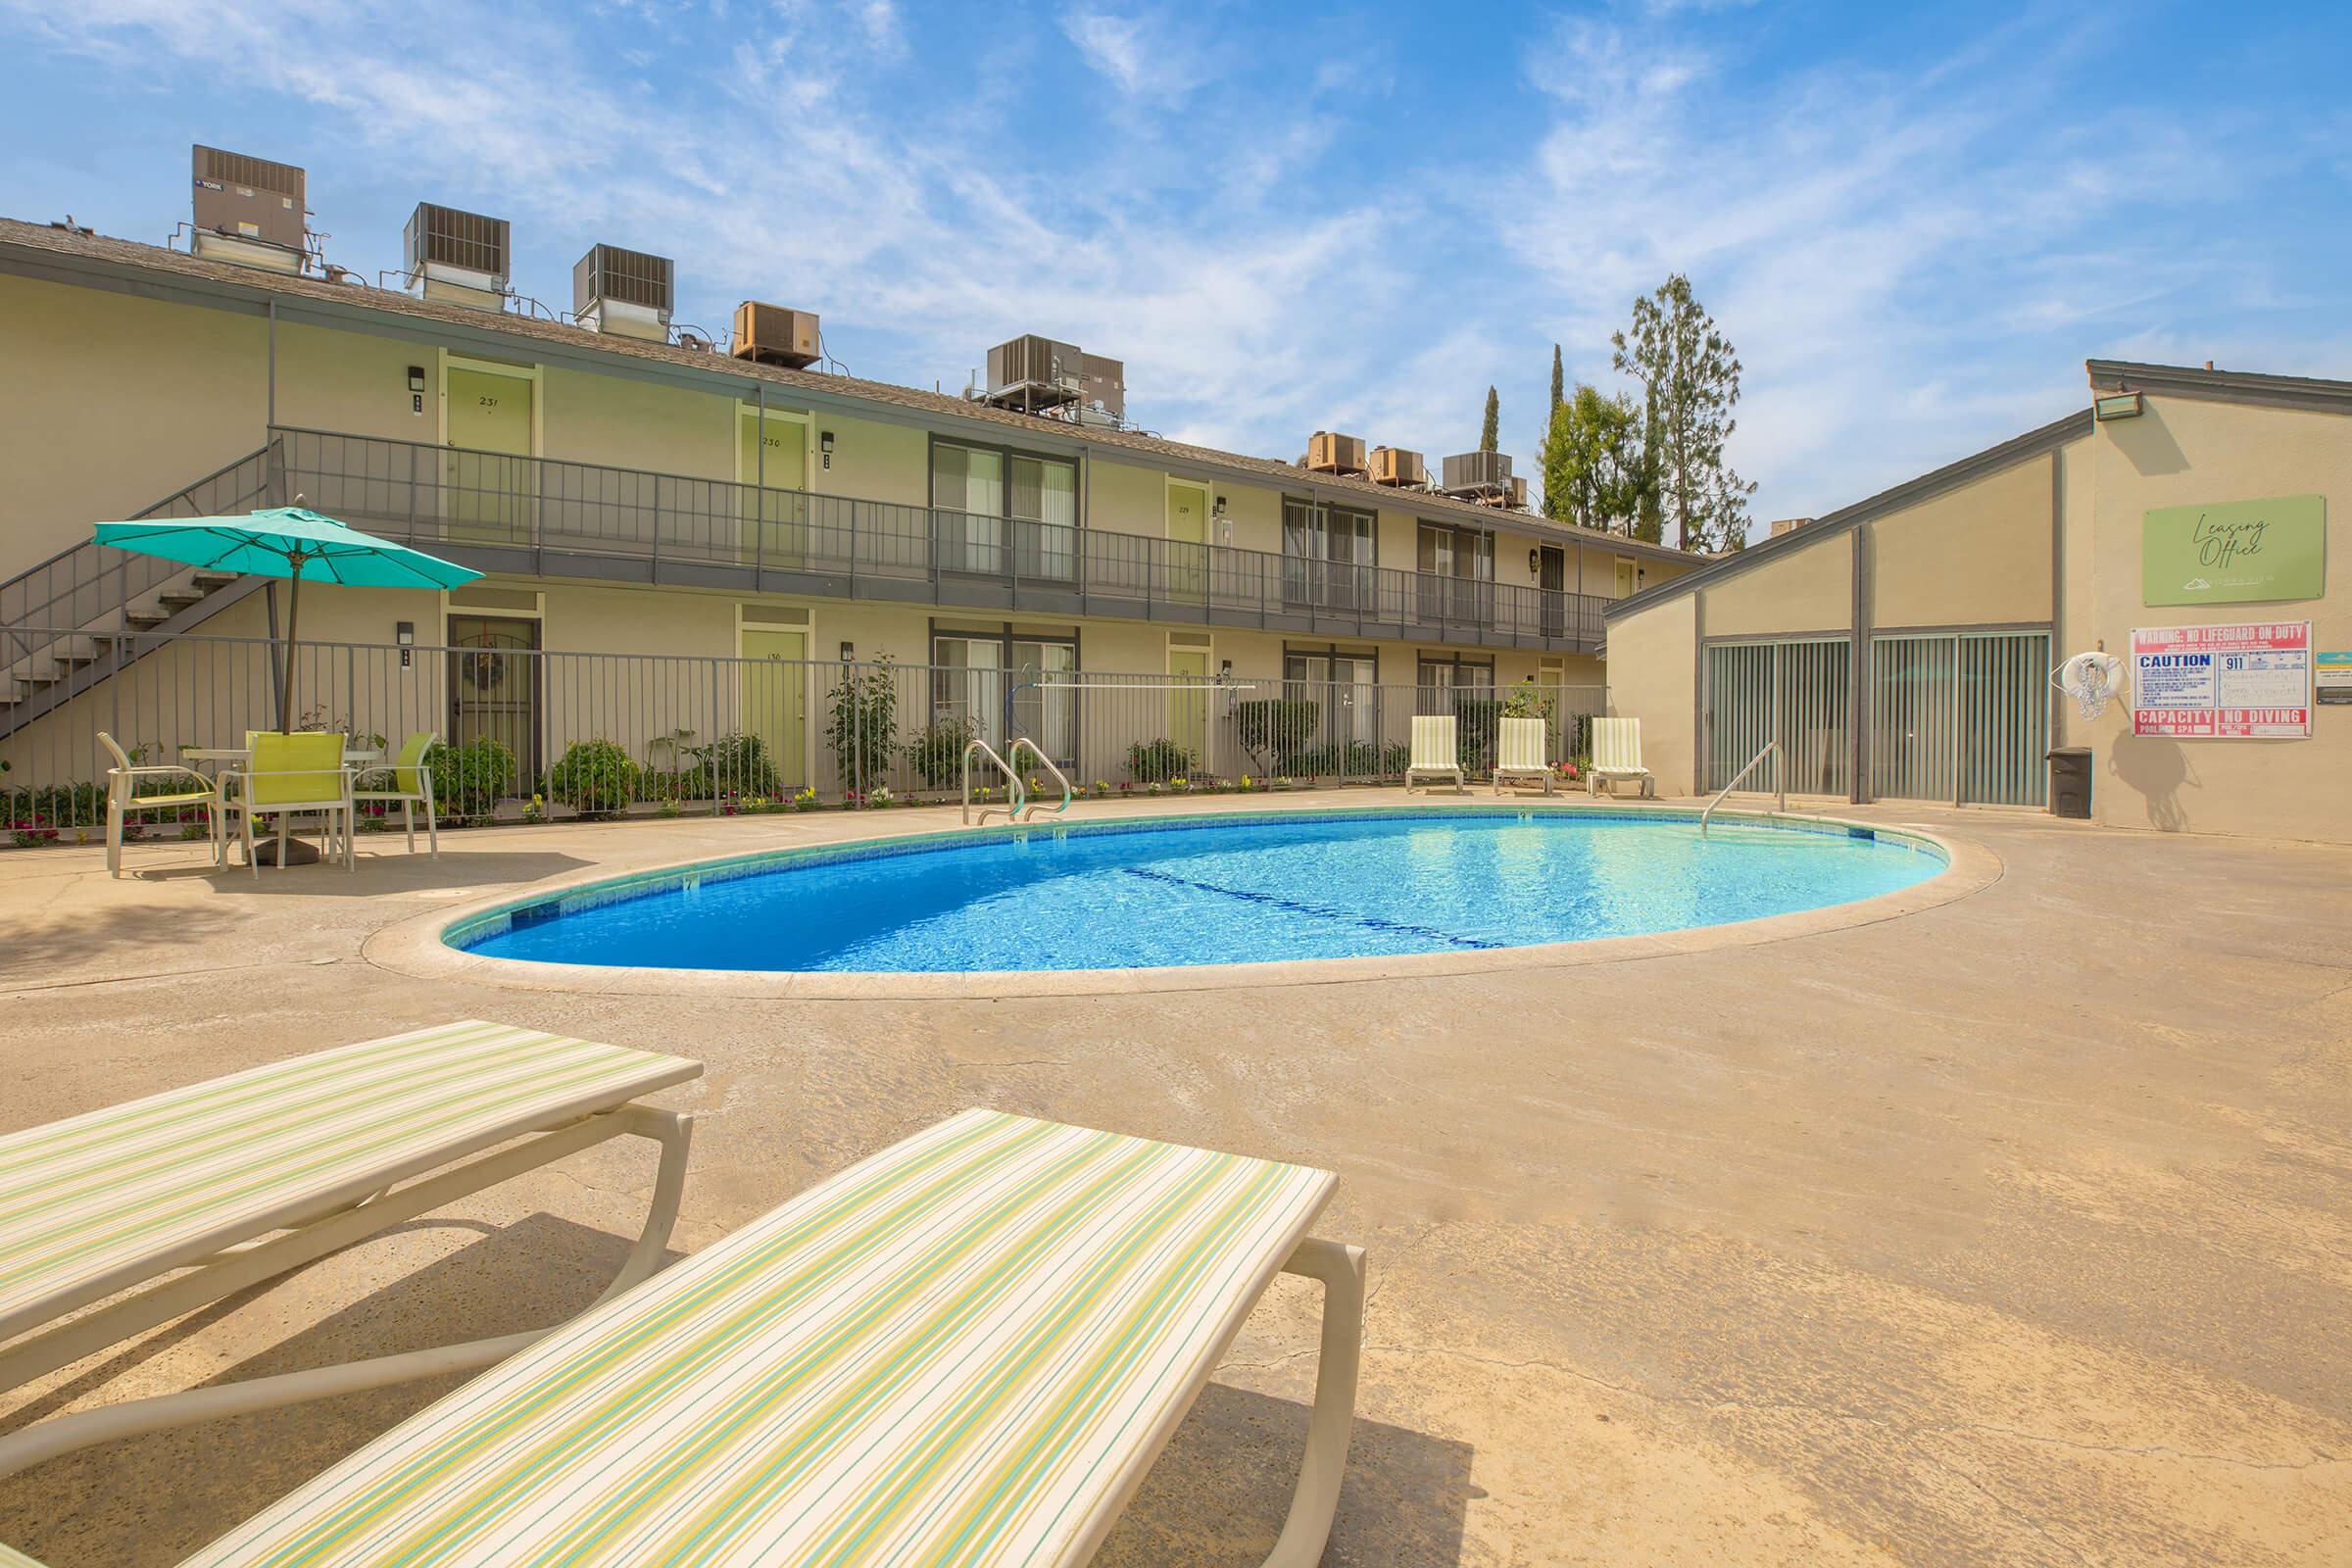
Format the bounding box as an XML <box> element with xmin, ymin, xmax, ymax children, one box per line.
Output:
<box><xmin>1441</xmin><ymin>450</ymin><xmax>1513</xmax><ymax>495</ymax></box>
<box><xmin>1078</xmin><ymin>353</ymin><xmax>1125</xmax><ymax>421</ymax></box>
<box><xmin>987</xmin><ymin>335</ymin><xmax>1081</xmax><ymax>412</ymax></box>
<box><xmin>732</xmin><ymin>301</ymin><xmax>821</xmax><ymax>368</ymax></box>
<box><xmin>404</xmin><ymin>203</ymin><xmax>511</xmax><ymax>310</ymax></box>
<box><xmin>573</xmin><ymin>244</ymin><xmax>674</xmax><ymax>341</ymax></box>
<box><xmin>1369</xmin><ymin>446</ymin><xmax>1425</xmax><ymax>487</ymax></box>
<box><xmin>1306</xmin><ymin>431</ymin><xmax>1368</xmax><ymax>475</ymax></box>
<box><xmin>190</xmin><ymin>145</ymin><xmax>306</xmax><ymax>270</ymax></box>
<box><xmin>1506</xmin><ymin>475</ymin><xmax>1529</xmax><ymax>510</ymax></box>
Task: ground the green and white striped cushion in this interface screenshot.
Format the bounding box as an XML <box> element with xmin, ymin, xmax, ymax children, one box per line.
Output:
<box><xmin>189</xmin><ymin>1108</ymin><xmax>1336</xmax><ymax>1567</ymax></box>
<box><xmin>0</xmin><ymin>1020</ymin><xmax>702</xmax><ymax>1342</ymax></box>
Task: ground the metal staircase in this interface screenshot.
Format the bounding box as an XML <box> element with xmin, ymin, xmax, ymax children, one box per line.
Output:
<box><xmin>0</xmin><ymin>442</ymin><xmax>279</xmax><ymax>742</ymax></box>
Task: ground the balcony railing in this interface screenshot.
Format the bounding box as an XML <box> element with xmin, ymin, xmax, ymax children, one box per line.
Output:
<box><xmin>273</xmin><ymin>427</ymin><xmax>1610</xmax><ymax>650</ymax></box>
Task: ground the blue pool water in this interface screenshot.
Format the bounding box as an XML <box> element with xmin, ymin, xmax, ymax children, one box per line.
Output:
<box><xmin>453</xmin><ymin>810</ymin><xmax>1944</xmax><ymax>974</ymax></box>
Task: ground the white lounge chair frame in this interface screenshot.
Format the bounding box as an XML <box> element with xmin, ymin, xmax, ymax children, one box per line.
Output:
<box><xmin>1404</xmin><ymin>712</ymin><xmax>1466</xmax><ymax>793</ymax></box>
<box><xmin>96</xmin><ymin>732</ymin><xmax>222</xmax><ymax>877</ymax></box>
<box><xmin>1588</xmin><ymin>715</ymin><xmax>1656</xmax><ymax>799</ymax></box>
<box><xmin>0</xmin><ymin>1025</ymin><xmax>699</xmax><ymax>1484</ymax></box>
<box><xmin>1492</xmin><ymin>714</ymin><xmax>1555</xmax><ymax>795</ymax></box>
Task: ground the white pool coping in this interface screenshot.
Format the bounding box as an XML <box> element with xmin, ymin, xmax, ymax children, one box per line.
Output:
<box><xmin>364</xmin><ymin>800</ymin><xmax>2002</xmax><ymax>1000</ymax></box>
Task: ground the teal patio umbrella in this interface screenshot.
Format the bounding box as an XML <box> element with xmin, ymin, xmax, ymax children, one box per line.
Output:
<box><xmin>93</xmin><ymin>501</ymin><xmax>482</xmax><ymax>732</ymax></box>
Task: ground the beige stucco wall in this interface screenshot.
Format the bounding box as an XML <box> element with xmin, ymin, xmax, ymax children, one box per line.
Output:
<box><xmin>1704</xmin><ymin>528</ymin><xmax>1854</xmax><ymax>638</ymax></box>
<box><xmin>0</xmin><ymin>272</ymin><xmax>269</xmax><ymax>576</ymax></box>
<box><xmin>2084</xmin><ymin>394</ymin><xmax>2349</xmax><ymax>842</ymax></box>
<box><xmin>1869</xmin><ymin>453</ymin><xmax>2054</xmax><ymax>629</ymax></box>
<box><xmin>1087</xmin><ymin>459</ymin><xmax>1168</xmax><ymax>541</ymax></box>
<box><xmin>1601</xmin><ymin>592</ymin><xmax>1696</xmax><ymax>794</ymax></box>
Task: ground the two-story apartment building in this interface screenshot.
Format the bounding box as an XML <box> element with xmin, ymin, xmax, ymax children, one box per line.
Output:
<box><xmin>0</xmin><ymin>207</ymin><xmax>1695</xmax><ymax>801</ymax></box>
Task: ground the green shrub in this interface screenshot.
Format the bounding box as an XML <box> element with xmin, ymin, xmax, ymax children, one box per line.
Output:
<box><xmin>1232</xmin><ymin>699</ymin><xmax>1321</xmax><ymax>773</ymax></box>
<box><xmin>906</xmin><ymin>714</ymin><xmax>979</xmax><ymax>787</ymax></box>
<box><xmin>545</xmin><ymin>738</ymin><xmax>639</xmax><ymax>817</ymax></box>
<box><xmin>825</xmin><ymin>658</ymin><xmax>899</xmax><ymax>791</ymax></box>
<box><xmin>686</xmin><ymin>732</ymin><xmax>781</xmax><ymax>800</ymax></box>
<box><xmin>425</xmin><ymin>738</ymin><xmax>514</xmax><ymax>818</ymax></box>
<box><xmin>1126</xmin><ymin>737</ymin><xmax>1194</xmax><ymax>783</ymax></box>
<box><xmin>1286</xmin><ymin>739</ymin><xmax>1411</xmax><ymax>779</ymax></box>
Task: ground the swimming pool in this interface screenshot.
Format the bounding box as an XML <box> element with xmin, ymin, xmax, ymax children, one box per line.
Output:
<box><xmin>449</xmin><ymin>808</ymin><xmax>1946</xmax><ymax>975</ymax></box>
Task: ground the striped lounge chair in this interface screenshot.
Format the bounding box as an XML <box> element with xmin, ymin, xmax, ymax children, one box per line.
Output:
<box><xmin>5</xmin><ymin>1107</ymin><xmax>1365</xmax><ymax>1566</ymax></box>
<box><xmin>1588</xmin><ymin>716</ymin><xmax>1655</xmax><ymax>799</ymax></box>
<box><xmin>1492</xmin><ymin>714</ymin><xmax>1555</xmax><ymax>795</ymax></box>
<box><xmin>1403</xmin><ymin>712</ymin><xmax>1465</xmax><ymax>793</ymax></box>
<box><xmin>0</xmin><ymin>1020</ymin><xmax>700</xmax><ymax>1486</ymax></box>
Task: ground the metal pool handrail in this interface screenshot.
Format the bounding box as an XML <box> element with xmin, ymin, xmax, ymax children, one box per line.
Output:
<box><xmin>1700</xmin><ymin>740</ymin><xmax>1783</xmax><ymax>834</ymax></box>
<box><xmin>1005</xmin><ymin>737</ymin><xmax>1073</xmax><ymax>823</ymax></box>
<box><xmin>962</xmin><ymin>738</ymin><xmax>1024</xmax><ymax>825</ymax></box>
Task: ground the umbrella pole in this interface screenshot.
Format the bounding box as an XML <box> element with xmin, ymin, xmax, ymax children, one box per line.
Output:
<box><xmin>278</xmin><ymin>557</ymin><xmax>304</xmax><ymax>733</ymax></box>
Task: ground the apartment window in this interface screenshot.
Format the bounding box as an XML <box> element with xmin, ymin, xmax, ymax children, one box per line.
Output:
<box><xmin>930</xmin><ymin>632</ymin><xmax>1076</xmax><ymax>760</ymax></box>
<box><xmin>1417</xmin><ymin>655</ymin><xmax>1494</xmax><ymax>693</ymax></box>
<box><xmin>1416</xmin><ymin>522</ymin><xmax>1495</xmax><ymax>625</ymax></box>
<box><xmin>1283</xmin><ymin>649</ymin><xmax>1380</xmax><ymax>745</ymax></box>
<box><xmin>931</xmin><ymin>441</ymin><xmax>1076</xmax><ymax>579</ymax></box>
<box><xmin>1282</xmin><ymin>500</ymin><xmax>1376</xmax><ymax>609</ymax></box>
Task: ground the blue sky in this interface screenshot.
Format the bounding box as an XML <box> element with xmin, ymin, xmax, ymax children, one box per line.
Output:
<box><xmin>3</xmin><ymin>1</ymin><xmax>2345</xmax><ymax>535</ymax></box>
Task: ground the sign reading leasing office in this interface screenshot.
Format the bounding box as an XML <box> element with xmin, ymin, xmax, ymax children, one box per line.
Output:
<box><xmin>2132</xmin><ymin>621</ymin><xmax>2312</xmax><ymax>739</ymax></box>
<box><xmin>2142</xmin><ymin>494</ymin><xmax>2326</xmax><ymax>606</ymax></box>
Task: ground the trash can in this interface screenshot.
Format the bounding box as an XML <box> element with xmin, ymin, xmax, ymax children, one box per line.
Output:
<box><xmin>2046</xmin><ymin>747</ymin><xmax>2091</xmax><ymax>819</ymax></box>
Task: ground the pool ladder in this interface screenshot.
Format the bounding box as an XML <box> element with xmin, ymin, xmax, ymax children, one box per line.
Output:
<box><xmin>1699</xmin><ymin>740</ymin><xmax>1783</xmax><ymax>835</ymax></box>
<box><xmin>962</xmin><ymin>737</ymin><xmax>1074</xmax><ymax>826</ymax></box>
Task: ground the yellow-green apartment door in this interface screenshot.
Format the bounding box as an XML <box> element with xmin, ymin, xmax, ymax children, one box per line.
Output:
<box><xmin>1167</xmin><ymin>482</ymin><xmax>1208</xmax><ymax>599</ymax></box>
<box><xmin>1167</xmin><ymin>646</ymin><xmax>1209</xmax><ymax>776</ymax></box>
<box><xmin>740</xmin><ymin>627</ymin><xmax>808</xmax><ymax>792</ymax></box>
<box><xmin>739</xmin><ymin>413</ymin><xmax>807</xmax><ymax>566</ymax></box>
<box><xmin>445</xmin><ymin>367</ymin><xmax>534</xmax><ymax>543</ymax></box>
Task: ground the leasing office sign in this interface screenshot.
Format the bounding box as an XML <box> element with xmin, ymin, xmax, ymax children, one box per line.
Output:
<box><xmin>2132</xmin><ymin>621</ymin><xmax>2312</xmax><ymax>738</ymax></box>
<box><xmin>2142</xmin><ymin>494</ymin><xmax>2326</xmax><ymax>606</ymax></box>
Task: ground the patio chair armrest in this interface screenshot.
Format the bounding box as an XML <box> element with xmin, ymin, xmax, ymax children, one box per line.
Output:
<box><xmin>110</xmin><ymin>765</ymin><xmax>218</xmax><ymax>787</ymax></box>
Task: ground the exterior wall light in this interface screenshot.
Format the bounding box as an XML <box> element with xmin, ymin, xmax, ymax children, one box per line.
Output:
<box><xmin>2094</xmin><ymin>392</ymin><xmax>2143</xmax><ymax>421</ymax></box>
<box><xmin>820</xmin><ymin>430</ymin><xmax>836</xmax><ymax>470</ymax></box>
<box><xmin>839</xmin><ymin>640</ymin><xmax>855</xmax><ymax>662</ymax></box>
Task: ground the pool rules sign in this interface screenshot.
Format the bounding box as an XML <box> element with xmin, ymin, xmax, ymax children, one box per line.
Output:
<box><xmin>2132</xmin><ymin>621</ymin><xmax>2313</xmax><ymax>738</ymax></box>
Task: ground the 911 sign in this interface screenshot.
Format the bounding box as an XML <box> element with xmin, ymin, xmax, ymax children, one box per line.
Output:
<box><xmin>2132</xmin><ymin>621</ymin><xmax>2312</xmax><ymax>738</ymax></box>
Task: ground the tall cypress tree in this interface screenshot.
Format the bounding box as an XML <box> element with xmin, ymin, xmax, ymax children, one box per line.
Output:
<box><xmin>1479</xmin><ymin>386</ymin><xmax>1499</xmax><ymax>453</ymax></box>
<box><xmin>1548</xmin><ymin>345</ymin><xmax>1564</xmax><ymax>416</ymax></box>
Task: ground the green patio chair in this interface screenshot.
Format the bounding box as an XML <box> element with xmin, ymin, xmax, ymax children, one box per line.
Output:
<box><xmin>227</xmin><ymin>731</ymin><xmax>354</xmax><ymax>874</ymax></box>
<box><xmin>353</xmin><ymin>731</ymin><xmax>439</xmax><ymax>857</ymax></box>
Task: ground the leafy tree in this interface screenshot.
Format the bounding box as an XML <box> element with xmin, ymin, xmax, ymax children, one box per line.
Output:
<box><xmin>1610</xmin><ymin>274</ymin><xmax>1755</xmax><ymax>552</ymax></box>
<box><xmin>1479</xmin><ymin>386</ymin><xmax>1499</xmax><ymax>453</ymax></box>
<box><xmin>1540</xmin><ymin>383</ymin><xmax>1650</xmax><ymax>534</ymax></box>
<box><xmin>1548</xmin><ymin>344</ymin><xmax>1564</xmax><ymax>417</ymax></box>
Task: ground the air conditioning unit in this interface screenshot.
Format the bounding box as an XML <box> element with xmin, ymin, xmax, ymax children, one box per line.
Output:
<box><xmin>732</xmin><ymin>301</ymin><xmax>821</xmax><ymax>368</ymax></box>
<box><xmin>404</xmin><ymin>203</ymin><xmax>510</xmax><ymax>310</ymax></box>
<box><xmin>1078</xmin><ymin>352</ymin><xmax>1125</xmax><ymax>421</ymax></box>
<box><xmin>1306</xmin><ymin>431</ymin><xmax>1368</xmax><ymax>475</ymax></box>
<box><xmin>573</xmin><ymin>244</ymin><xmax>674</xmax><ymax>340</ymax></box>
<box><xmin>987</xmin><ymin>335</ymin><xmax>1082</xmax><ymax>410</ymax></box>
<box><xmin>1441</xmin><ymin>450</ymin><xmax>1513</xmax><ymax>495</ymax></box>
<box><xmin>1507</xmin><ymin>475</ymin><xmax>1529</xmax><ymax>510</ymax></box>
<box><xmin>190</xmin><ymin>145</ymin><xmax>306</xmax><ymax>271</ymax></box>
<box><xmin>1369</xmin><ymin>446</ymin><xmax>1425</xmax><ymax>487</ymax></box>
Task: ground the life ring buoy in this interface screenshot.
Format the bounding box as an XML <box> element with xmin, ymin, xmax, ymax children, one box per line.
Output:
<box><xmin>2052</xmin><ymin>652</ymin><xmax>2125</xmax><ymax>718</ymax></box>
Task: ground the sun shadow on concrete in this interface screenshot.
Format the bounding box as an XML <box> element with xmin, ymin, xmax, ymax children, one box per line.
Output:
<box><xmin>1100</xmin><ymin>1380</ymin><xmax>1483</xmax><ymax>1567</ymax></box>
<box><xmin>0</xmin><ymin>1211</ymin><xmax>667</xmax><ymax>1568</ymax></box>
<box><xmin>135</xmin><ymin>848</ymin><xmax>595</xmax><ymax>897</ymax></box>
<box><xmin>0</xmin><ymin>899</ymin><xmax>247</xmax><ymax>982</ymax></box>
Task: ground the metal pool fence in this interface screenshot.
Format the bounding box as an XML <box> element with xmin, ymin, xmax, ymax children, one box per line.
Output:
<box><xmin>0</xmin><ymin>625</ymin><xmax>1605</xmax><ymax>838</ymax></box>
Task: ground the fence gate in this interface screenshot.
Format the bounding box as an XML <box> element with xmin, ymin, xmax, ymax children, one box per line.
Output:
<box><xmin>1704</xmin><ymin>638</ymin><xmax>1852</xmax><ymax>798</ymax></box>
<box><xmin>1868</xmin><ymin>630</ymin><xmax>2049</xmax><ymax>807</ymax></box>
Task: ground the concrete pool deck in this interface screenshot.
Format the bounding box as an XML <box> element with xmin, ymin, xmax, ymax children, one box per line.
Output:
<box><xmin>0</xmin><ymin>789</ymin><xmax>2347</xmax><ymax>1564</ymax></box>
